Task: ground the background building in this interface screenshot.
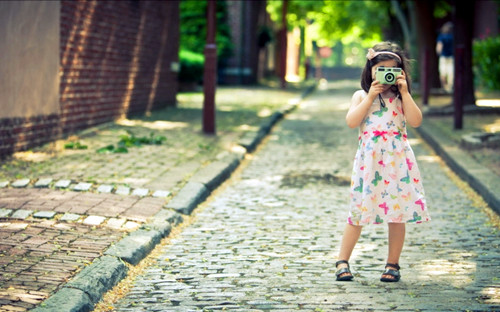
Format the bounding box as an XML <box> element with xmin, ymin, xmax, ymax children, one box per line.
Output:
<box><xmin>0</xmin><ymin>0</ymin><xmax>180</xmax><ymax>158</ymax></box>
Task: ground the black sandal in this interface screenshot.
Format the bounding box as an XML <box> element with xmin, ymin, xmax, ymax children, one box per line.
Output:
<box><xmin>380</xmin><ymin>263</ymin><xmax>401</xmax><ymax>282</ymax></box>
<box><xmin>335</xmin><ymin>260</ymin><xmax>354</xmax><ymax>281</ymax></box>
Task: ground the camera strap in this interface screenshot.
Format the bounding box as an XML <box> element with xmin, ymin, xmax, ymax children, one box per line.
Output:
<box><xmin>378</xmin><ymin>94</ymin><xmax>386</xmax><ymax>108</ymax></box>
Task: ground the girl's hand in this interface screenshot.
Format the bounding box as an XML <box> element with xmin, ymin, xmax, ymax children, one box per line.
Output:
<box><xmin>368</xmin><ymin>80</ymin><xmax>385</xmax><ymax>98</ymax></box>
<box><xmin>397</xmin><ymin>70</ymin><xmax>409</xmax><ymax>94</ymax></box>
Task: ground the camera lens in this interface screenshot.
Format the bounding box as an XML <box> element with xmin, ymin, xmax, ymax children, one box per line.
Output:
<box><xmin>385</xmin><ymin>73</ymin><xmax>395</xmax><ymax>83</ymax></box>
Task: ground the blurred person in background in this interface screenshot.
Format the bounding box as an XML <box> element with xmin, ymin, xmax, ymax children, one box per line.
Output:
<box><xmin>436</xmin><ymin>22</ymin><xmax>454</xmax><ymax>93</ymax></box>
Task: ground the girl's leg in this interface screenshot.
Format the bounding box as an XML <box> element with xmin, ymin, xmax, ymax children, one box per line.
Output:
<box><xmin>383</xmin><ymin>223</ymin><xmax>406</xmax><ymax>279</ymax></box>
<box><xmin>337</xmin><ymin>224</ymin><xmax>363</xmax><ymax>276</ymax></box>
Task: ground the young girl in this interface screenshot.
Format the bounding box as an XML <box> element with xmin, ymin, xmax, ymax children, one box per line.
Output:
<box><xmin>336</xmin><ymin>42</ymin><xmax>431</xmax><ymax>282</ymax></box>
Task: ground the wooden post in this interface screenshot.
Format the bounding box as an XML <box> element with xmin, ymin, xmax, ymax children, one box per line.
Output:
<box><xmin>203</xmin><ymin>0</ymin><xmax>217</xmax><ymax>134</ymax></box>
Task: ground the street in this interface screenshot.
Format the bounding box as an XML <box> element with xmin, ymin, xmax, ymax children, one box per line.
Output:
<box><xmin>110</xmin><ymin>82</ymin><xmax>500</xmax><ymax>311</ymax></box>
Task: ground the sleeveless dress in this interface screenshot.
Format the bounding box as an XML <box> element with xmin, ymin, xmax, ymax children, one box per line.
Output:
<box><xmin>348</xmin><ymin>91</ymin><xmax>431</xmax><ymax>225</ymax></box>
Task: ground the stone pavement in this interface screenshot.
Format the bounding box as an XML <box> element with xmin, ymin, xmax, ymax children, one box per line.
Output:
<box><xmin>0</xmin><ymin>85</ymin><xmax>310</xmax><ymax>312</ymax></box>
<box><xmin>416</xmin><ymin>115</ymin><xmax>500</xmax><ymax>216</ymax></box>
<box><xmin>109</xmin><ymin>81</ymin><xmax>500</xmax><ymax>311</ymax></box>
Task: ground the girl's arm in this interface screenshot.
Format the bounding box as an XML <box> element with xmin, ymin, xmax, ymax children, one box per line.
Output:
<box><xmin>346</xmin><ymin>81</ymin><xmax>385</xmax><ymax>128</ymax></box>
<box><xmin>346</xmin><ymin>90</ymin><xmax>375</xmax><ymax>128</ymax></box>
<box><xmin>400</xmin><ymin>91</ymin><xmax>423</xmax><ymax>128</ymax></box>
<box><xmin>397</xmin><ymin>72</ymin><xmax>423</xmax><ymax>128</ymax></box>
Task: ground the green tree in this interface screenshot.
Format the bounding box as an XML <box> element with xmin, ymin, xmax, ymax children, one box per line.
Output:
<box><xmin>267</xmin><ymin>0</ymin><xmax>389</xmax><ymax>47</ymax></box>
<box><xmin>179</xmin><ymin>0</ymin><xmax>233</xmax><ymax>84</ymax></box>
<box><xmin>180</xmin><ymin>0</ymin><xmax>233</xmax><ymax>60</ymax></box>
<box><xmin>267</xmin><ymin>0</ymin><xmax>391</xmax><ymax>68</ymax></box>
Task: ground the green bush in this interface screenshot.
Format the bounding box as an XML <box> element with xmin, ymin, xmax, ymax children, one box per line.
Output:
<box><xmin>473</xmin><ymin>36</ymin><xmax>500</xmax><ymax>90</ymax></box>
<box><xmin>178</xmin><ymin>49</ymin><xmax>204</xmax><ymax>83</ymax></box>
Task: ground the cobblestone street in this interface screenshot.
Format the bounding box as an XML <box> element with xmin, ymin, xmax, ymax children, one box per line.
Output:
<box><xmin>111</xmin><ymin>82</ymin><xmax>500</xmax><ymax>311</ymax></box>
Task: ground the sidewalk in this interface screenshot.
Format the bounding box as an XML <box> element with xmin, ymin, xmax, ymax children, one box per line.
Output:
<box><xmin>109</xmin><ymin>80</ymin><xmax>500</xmax><ymax>311</ymax></box>
<box><xmin>1</xmin><ymin>80</ymin><xmax>499</xmax><ymax>311</ymax></box>
<box><xmin>0</xmin><ymin>84</ymin><xmax>312</xmax><ymax>312</ymax></box>
<box><xmin>416</xmin><ymin>92</ymin><xmax>500</xmax><ymax>215</ymax></box>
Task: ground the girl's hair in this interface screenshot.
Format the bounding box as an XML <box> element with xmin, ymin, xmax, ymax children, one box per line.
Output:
<box><xmin>360</xmin><ymin>41</ymin><xmax>411</xmax><ymax>95</ymax></box>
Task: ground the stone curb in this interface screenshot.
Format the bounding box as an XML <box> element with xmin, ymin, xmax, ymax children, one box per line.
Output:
<box><xmin>32</xmin><ymin>83</ymin><xmax>316</xmax><ymax>312</ymax></box>
<box><xmin>31</xmin><ymin>288</ymin><xmax>93</xmax><ymax>312</ymax></box>
<box><xmin>105</xmin><ymin>228</ymin><xmax>167</xmax><ymax>265</ymax></box>
<box><xmin>423</xmin><ymin>104</ymin><xmax>500</xmax><ymax>116</ymax></box>
<box><xmin>31</xmin><ymin>256</ymin><xmax>127</xmax><ymax>312</ymax></box>
<box><xmin>416</xmin><ymin>121</ymin><xmax>500</xmax><ymax>215</ymax></box>
<box><xmin>164</xmin><ymin>181</ymin><xmax>210</xmax><ymax>215</ymax></box>
<box><xmin>190</xmin><ymin>153</ymin><xmax>242</xmax><ymax>192</ymax></box>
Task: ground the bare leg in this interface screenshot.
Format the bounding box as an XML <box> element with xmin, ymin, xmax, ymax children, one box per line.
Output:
<box><xmin>383</xmin><ymin>223</ymin><xmax>405</xmax><ymax>279</ymax></box>
<box><xmin>337</xmin><ymin>224</ymin><xmax>363</xmax><ymax>277</ymax></box>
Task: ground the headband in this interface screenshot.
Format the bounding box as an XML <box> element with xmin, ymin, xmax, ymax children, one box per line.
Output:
<box><xmin>366</xmin><ymin>48</ymin><xmax>401</xmax><ymax>63</ymax></box>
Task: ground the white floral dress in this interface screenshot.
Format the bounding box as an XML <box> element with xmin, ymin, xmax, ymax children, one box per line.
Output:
<box><xmin>348</xmin><ymin>91</ymin><xmax>431</xmax><ymax>225</ymax></box>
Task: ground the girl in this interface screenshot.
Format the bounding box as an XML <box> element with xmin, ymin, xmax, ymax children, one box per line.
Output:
<box><xmin>336</xmin><ymin>42</ymin><xmax>431</xmax><ymax>282</ymax></box>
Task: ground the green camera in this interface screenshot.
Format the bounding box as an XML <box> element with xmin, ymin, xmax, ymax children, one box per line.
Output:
<box><xmin>375</xmin><ymin>67</ymin><xmax>402</xmax><ymax>85</ymax></box>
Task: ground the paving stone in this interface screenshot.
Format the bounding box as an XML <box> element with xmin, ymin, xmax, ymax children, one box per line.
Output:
<box><xmin>73</xmin><ymin>182</ymin><xmax>93</xmax><ymax>192</ymax></box>
<box><xmin>152</xmin><ymin>190</ymin><xmax>171</xmax><ymax>198</ymax></box>
<box><xmin>113</xmin><ymin>84</ymin><xmax>500</xmax><ymax>312</ymax></box>
<box><xmin>123</xmin><ymin>221</ymin><xmax>140</xmax><ymax>230</ymax></box>
<box><xmin>83</xmin><ymin>215</ymin><xmax>106</xmax><ymax>226</ymax></box>
<box><xmin>97</xmin><ymin>184</ymin><xmax>114</xmax><ymax>193</ymax></box>
<box><xmin>11</xmin><ymin>179</ymin><xmax>30</xmax><ymax>188</ymax></box>
<box><xmin>11</xmin><ymin>209</ymin><xmax>33</xmax><ymax>219</ymax></box>
<box><xmin>0</xmin><ymin>208</ymin><xmax>13</xmax><ymax>217</ymax></box>
<box><xmin>60</xmin><ymin>213</ymin><xmax>82</xmax><ymax>222</ymax></box>
<box><xmin>54</xmin><ymin>179</ymin><xmax>72</xmax><ymax>189</ymax></box>
<box><xmin>132</xmin><ymin>188</ymin><xmax>149</xmax><ymax>197</ymax></box>
<box><xmin>106</xmin><ymin>218</ymin><xmax>127</xmax><ymax>229</ymax></box>
<box><xmin>34</xmin><ymin>178</ymin><xmax>53</xmax><ymax>188</ymax></box>
<box><xmin>115</xmin><ymin>186</ymin><xmax>131</xmax><ymax>196</ymax></box>
<box><xmin>33</xmin><ymin>211</ymin><xmax>57</xmax><ymax>219</ymax></box>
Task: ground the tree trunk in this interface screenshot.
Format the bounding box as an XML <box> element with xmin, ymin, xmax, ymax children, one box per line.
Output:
<box><xmin>453</xmin><ymin>0</ymin><xmax>476</xmax><ymax>106</ymax></box>
<box><xmin>391</xmin><ymin>0</ymin><xmax>411</xmax><ymax>53</ymax></box>
<box><xmin>414</xmin><ymin>0</ymin><xmax>440</xmax><ymax>91</ymax></box>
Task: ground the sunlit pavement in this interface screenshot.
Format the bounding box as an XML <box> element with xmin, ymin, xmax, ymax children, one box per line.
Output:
<box><xmin>112</xmin><ymin>82</ymin><xmax>500</xmax><ymax>311</ymax></box>
<box><xmin>0</xmin><ymin>85</ymin><xmax>308</xmax><ymax>311</ymax></box>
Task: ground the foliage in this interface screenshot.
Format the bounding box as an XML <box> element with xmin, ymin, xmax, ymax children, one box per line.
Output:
<box><xmin>179</xmin><ymin>0</ymin><xmax>233</xmax><ymax>60</ymax></box>
<box><xmin>473</xmin><ymin>35</ymin><xmax>500</xmax><ymax>90</ymax></box>
<box><xmin>433</xmin><ymin>0</ymin><xmax>453</xmax><ymax>19</ymax></box>
<box><xmin>97</xmin><ymin>132</ymin><xmax>167</xmax><ymax>154</ymax></box>
<box><xmin>267</xmin><ymin>0</ymin><xmax>387</xmax><ymax>47</ymax></box>
<box><xmin>64</xmin><ymin>141</ymin><xmax>88</xmax><ymax>150</ymax></box>
<box><xmin>266</xmin><ymin>0</ymin><xmax>389</xmax><ymax>67</ymax></box>
<box><xmin>179</xmin><ymin>49</ymin><xmax>204</xmax><ymax>83</ymax></box>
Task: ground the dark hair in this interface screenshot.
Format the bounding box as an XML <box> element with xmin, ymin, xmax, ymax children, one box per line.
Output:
<box><xmin>360</xmin><ymin>41</ymin><xmax>411</xmax><ymax>95</ymax></box>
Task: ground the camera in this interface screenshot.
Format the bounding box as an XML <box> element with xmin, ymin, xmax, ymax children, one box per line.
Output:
<box><xmin>375</xmin><ymin>67</ymin><xmax>402</xmax><ymax>85</ymax></box>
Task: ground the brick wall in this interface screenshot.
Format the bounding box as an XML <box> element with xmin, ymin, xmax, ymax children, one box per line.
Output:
<box><xmin>0</xmin><ymin>0</ymin><xmax>179</xmax><ymax>158</ymax></box>
<box><xmin>0</xmin><ymin>115</ymin><xmax>61</xmax><ymax>156</ymax></box>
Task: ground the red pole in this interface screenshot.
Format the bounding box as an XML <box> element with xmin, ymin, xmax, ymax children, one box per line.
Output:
<box><xmin>203</xmin><ymin>0</ymin><xmax>217</xmax><ymax>134</ymax></box>
<box><xmin>422</xmin><ymin>48</ymin><xmax>430</xmax><ymax>106</ymax></box>
<box><xmin>453</xmin><ymin>46</ymin><xmax>464</xmax><ymax>129</ymax></box>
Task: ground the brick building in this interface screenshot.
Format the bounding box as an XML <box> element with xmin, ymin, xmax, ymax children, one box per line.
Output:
<box><xmin>0</xmin><ymin>0</ymin><xmax>179</xmax><ymax>158</ymax></box>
